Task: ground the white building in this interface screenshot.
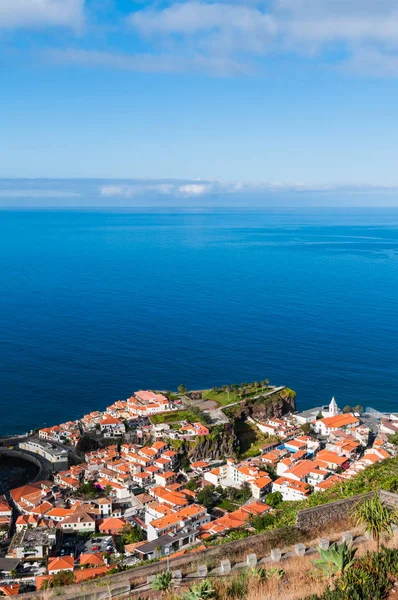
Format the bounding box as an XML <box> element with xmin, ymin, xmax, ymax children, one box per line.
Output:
<box><xmin>19</xmin><ymin>439</ymin><xmax>68</xmax><ymax>470</ymax></box>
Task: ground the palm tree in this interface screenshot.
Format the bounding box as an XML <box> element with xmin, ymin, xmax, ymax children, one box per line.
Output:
<box><xmin>178</xmin><ymin>384</ymin><xmax>187</xmax><ymax>396</ymax></box>
<box><xmin>152</xmin><ymin>571</ymin><xmax>173</xmax><ymax>596</ymax></box>
<box><xmin>225</xmin><ymin>386</ymin><xmax>231</xmax><ymax>403</ymax></box>
<box><xmin>354</xmin><ymin>494</ymin><xmax>398</xmax><ymax>552</ymax></box>
<box><xmin>181</xmin><ymin>579</ymin><xmax>217</xmax><ymax>599</ymax></box>
<box><xmin>265</xmin><ymin>378</ymin><xmax>270</xmax><ymax>390</ymax></box>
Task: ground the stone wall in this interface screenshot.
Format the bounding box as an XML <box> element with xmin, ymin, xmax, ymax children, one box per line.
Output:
<box><xmin>296</xmin><ymin>490</ymin><xmax>398</xmax><ymax>530</ymax></box>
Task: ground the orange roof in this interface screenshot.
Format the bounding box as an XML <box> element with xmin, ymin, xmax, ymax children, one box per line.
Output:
<box><xmin>190</xmin><ymin>460</ymin><xmax>208</xmax><ymax>468</ymax></box>
<box><xmin>157</xmin><ymin>470</ymin><xmax>175</xmax><ymax>479</ymax></box>
<box><xmin>315</xmin><ymin>450</ymin><xmax>347</xmax><ymax>466</ymax></box>
<box><xmin>74</xmin><ymin>565</ymin><xmax>111</xmax><ymax>583</ymax></box>
<box><xmin>274</xmin><ymin>477</ymin><xmax>311</xmax><ymax>495</ymax></box>
<box><xmin>252</xmin><ymin>475</ymin><xmax>272</xmax><ymax>489</ymax></box>
<box><xmin>99</xmin><ymin>517</ymin><xmax>126</xmax><ymax>532</ymax></box>
<box><xmin>100</xmin><ymin>416</ymin><xmax>122</xmax><ymax>425</ymax></box>
<box><xmin>46</xmin><ymin>507</ymin><xmax>74</xmax><ymax>519</ymax></box>
<box><xmin>320</xmin><ymin>413</ymin><xmax>359</xmax><ymax>428</ymax></box>
<box><xmin>80</xmin><ymin>553</ymin><xmax>105</xmax><ymax>567</ymax></box>
<box><xmin>48</xmin><ymin>556</ymin><xmax>74</xmax><ymax>572</ymax></box>
<box><xmin>152</xmin><ymin>441</ymin><xmax>167</xmax><ymax>450</ymax></box>
<box><xmin>284</xmin><ymin>459</ymin><xmax>315</xmax><ymax>480</ymax></box>
<box><xmin>151</xmin><ymin>504</ymin><xmax>205</xmax><ymax>530</ymax></box>
<box><xmin>0</xmin><ymin>584</ymin><xmax>20</xmax><ymax>597</ymax></box>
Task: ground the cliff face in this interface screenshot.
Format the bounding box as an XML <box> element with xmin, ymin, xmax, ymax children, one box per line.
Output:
<box><xmin>187</xmin><ymin>424</ymin><xmax>238</xmax><ymax>461</ymax></box>
<box><xmin>230</xmin><ymin>388</ymin><xmax>296</xmax><ymax>422</ymax></box>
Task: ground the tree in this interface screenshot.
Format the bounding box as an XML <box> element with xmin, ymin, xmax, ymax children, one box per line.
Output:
<box><xmin>250</xmin><ymin>511</ymin><xmax>275</xmax><ymax>532</ymax></box>
<box><xmin>52</xmin><ymin>570</ymin><xmax>76</xmax><ymax>587</ymax></box>
<box><xmin>104</xmin><ymin>484</ymin><xmax>112</xmax><ymax>497</ymax></box>
<box><xmin>152</xmin><ymin>571</ymin><xmax>173</xmax><ymax>596</ymax></box>
<box><xmin>354</xmin><ymin>494</ymin><xmax>398</xmax><ymax>552</ymax></box>
<box><xmin>196</xmin><ymin>485</ymin><xmax>216</xmax><ymax>510</ymax></box>
<box><xmin>343</xmin><ymin>405</ymin><xmax>353</xmax><ymax>413</ymax></box>
<box><xmin>181</xmin><ymin>579</ymin><xmax>217</xmax><ymax>600</ymax></box>
<box><xmin>265</xmin><ymin>379</ymin><xmax>270</xmax><ymax>390</ymax></box>
<box><xmin>10</xmin><ymin>568</ymin><xmax>18</xmax><ymax>579</ymax></box>
<box><xmin>314</xmin><ymin>541</ymin><xmax>357</xmax><ymax>577</ymax></box>
<box><xmin>300</xmin><ymin>423</ymin><xmax>313</xmax><ymax>434</ymax></box>
<box><xmin>178</xmin><ymin>384</ymin><xmax>187</xmax><ymax>396</ymax></box>
<box><xmin>121</xmin><ymin>522</ymin><xmax>144</xmax><ymax>544</ymax></box>
<box><xmin>266</xmin><ymin>491</ymin><xmax>283</xmax><ymax>508</ymax></box>
<box><xmin>388</xmin><ymin>432</ymin><xmax>398</xmax><ymax>446</ymax></box>
<box><xmin>354</xmin><ymin>405</ymin><xmax>363</xmax><ymax>414</ymax></box>
<box><xmin>225</xmin><ymin>386</ymin><xmax>231</xmax><ymax>402</ymax></box>
<box><xmin>185</xmin><ymin>478</ymin><xmax>200</xmax><ymax>491</ymax></box>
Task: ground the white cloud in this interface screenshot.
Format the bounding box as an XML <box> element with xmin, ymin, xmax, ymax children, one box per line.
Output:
<box><xmin>100</xmin><ymin>182</ymin><xmax>214</xmax><ymax>197</ymax></box>
<box><xmin>46</xmin><ymin>48</ymin><xmax>250</xmax><ymax>75</ymax></box>
<box><xmin>342</xmin><ymin>48</ymin><xmax>398</xmax><ymax>77</ymax></box>
<box><xmin>130</xmin><ymin>2</ymin><xmax>276</xmax><ymax>36</ymax></box>
<box><xmin>0</xmin><ymin>0</ymin><xmax>85</xmax><ymax>30</ymax></box>
<box><xmin>99</xmin><ymin>180</ymin><xmax>398</xmax><ymax>198</ymax></box>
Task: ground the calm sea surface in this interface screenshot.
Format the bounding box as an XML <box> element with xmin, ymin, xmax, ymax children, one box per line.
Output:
<box><xmin>1</xmin><ymin>207</ymin><xmax>398</xmax><ymax>435</ymax></box>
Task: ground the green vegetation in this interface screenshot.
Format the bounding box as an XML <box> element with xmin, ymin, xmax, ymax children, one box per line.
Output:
<box><xmin>353</xmin><ymin>494</ymin><xmax>398</xmax><ymax>552</ymax></box>
<box><xmin>40</xmin><ymin>571</ymin><xmax>76</xmax><ymax>590</ymax></box>
<box><xmin>265</xmin><ymin>491</ymin><xmax>283</xmax><ymax>508</ymax></box>
<box><xmin>314</xmin><ymin>541</ymin><xmax>357</xmax><ymax>577</ymax></box>
<box><xmin>388</xmin><ymin>432</ymin><xmax>398</xmax><ymax>445</ymax></box>
<box><xmin>201</xmin><ymin>380</ymin><xmax>274</xmax><ymax>407</ymax></box>
<box><xmin>150</xmin><ymin>405</ymin><xmax>210</xmax><ymax>426</ymax></box>
<box><xmin>216</xmin><ymin>498</ymin><xmax>239</xmax><ymax>512</ymax></box>
<box><xmin>75</xmin><ymin>481</ymin><xmax>103</xmax><ymax>499</ymax></box>
<box><xmin>302</xmin><ymin>546</ymin><xmax>398</xmax><ymax>600</ymax></box>
<box><xmin>120</xmin><ymin>522</ymin><xmax>145</xmax><ymax>546</ymax></box>
<box><xmin>151</xmin><ymin>571</ymin><xmax>173</xmax><ymax>596</ymax></box>
<box><xmin>181</xmin><ymin>579</ymin><xmax>217</xmax><ymax>600</ymax></box>
<box><xmin>233</xmin><ymin>418</ymin><xmax>279</xmax><ymax>459</ymax></box>
<box><xmin>209</xmin><ymin>456</ymin><xmax>398</xmax><ymax>546</ymax></box>
<box><xmin>150</xmin><ymin>409</ymin><xmax>202</xmax><ymax>425</ymax></box>
<box><xmin>197</xmin><ymin>485</ymin><xmax>217</xmax><ymax>510</ymax></box>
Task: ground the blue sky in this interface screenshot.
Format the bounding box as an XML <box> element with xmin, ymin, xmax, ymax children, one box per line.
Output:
<box><xmin>1</xmin><ymin>0</ymin><xmax>398</xmax><ymax>202</ymax></box>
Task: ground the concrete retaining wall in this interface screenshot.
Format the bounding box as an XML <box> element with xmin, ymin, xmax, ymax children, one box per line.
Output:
<box><xmin>0</xmin><ymin>448</ymin><xmax>44</xmax><ymax>483</ymax></box>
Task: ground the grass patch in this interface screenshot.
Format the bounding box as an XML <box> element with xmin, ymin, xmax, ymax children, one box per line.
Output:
<box><xmin>150</xmin><ymin>410</ymin><xmax>199</xmax><ymax>425</ymax></box>
<box><xmin>201</xmin><ymin>385</ymin><xmax>276</xmax><ymax>407</ymax></box>
<box><xmin>216</xmin><ymin>499</ymin><xmax>240</xmax><ymax>512</ymax></box>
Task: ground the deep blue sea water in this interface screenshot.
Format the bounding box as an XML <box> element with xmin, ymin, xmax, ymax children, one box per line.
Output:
<box><xmin>1</xmin><ymin>207</ymin><xmax>398</xmax><ymax>435</ymax></box>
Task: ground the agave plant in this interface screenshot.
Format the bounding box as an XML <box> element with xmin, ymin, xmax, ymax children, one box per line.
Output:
<box><xmin>181</xmin><ymin>579</ymin><xmax>217</xmax><ymax>600</ymax></box>
<box><xmin>152</xmin><ymin>570</ymin><xmax>173</xmax><ymax>596</ymax></box>
<box><xmin>314</xmin><ymin>541</ymin><xmax>357</xmax><ymax>577</ymax></box>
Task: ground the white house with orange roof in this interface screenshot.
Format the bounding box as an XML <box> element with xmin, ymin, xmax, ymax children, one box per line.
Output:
<box><xmin>147</xmin><ymin>503</ymin><xmax>210</xmax><ymax>541</ymax></box>
<box><xmin>100</xmin><ymin>416</ymin><xmax>125</xmax><ymax>437</ymax></box>
<box><xmin>272</xmin><ymin>477</ymin><xmax>311</xmax><ymax>501</ymax></box>
<box><xmin>0</xmin><ymin>497</ymin><xmax>12</xmax><ymax>530</ymax></box>
<box><xmin>314</xmin><ymin>413</ymin><xmax>360</xmax><ymax>436</ymax></box>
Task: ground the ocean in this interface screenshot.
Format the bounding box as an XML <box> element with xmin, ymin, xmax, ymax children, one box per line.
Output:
<box><xmin>1</xmin><ymin>207</ymin><xmax>398</xmax><ymax>435</ymax></box>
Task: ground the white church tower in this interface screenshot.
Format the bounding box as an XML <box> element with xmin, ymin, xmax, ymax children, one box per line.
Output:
<box><xmin>328</xmin><ymin>396</ymin><xmax>339</xmax><ymax>416</ymax></box>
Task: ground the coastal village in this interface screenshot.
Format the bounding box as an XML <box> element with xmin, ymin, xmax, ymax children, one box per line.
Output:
<box><xmin>1</xmin><ymin>383</ymin><xmax>398</xmax><ymax>596</ymax></box>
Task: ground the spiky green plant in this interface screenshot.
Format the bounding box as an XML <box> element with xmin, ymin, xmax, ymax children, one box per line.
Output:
<box><xmin>180</xmin><ymin>579</ymin><xmax>217</xmax><ymax>600</ymax></box>
<box><xmin>354</xmin><ymin>494</ymin><xmax>398</xmax><ymax>552</ymax></box>
<box><xmin>152</xmin><ymin>570</ymin><xmax>173</xmax><ymax>596</ymax></box>
<box><xmin>314</xmin><ymin>541</ymin><xmax>357</xmax><ymax>577</ymax></box>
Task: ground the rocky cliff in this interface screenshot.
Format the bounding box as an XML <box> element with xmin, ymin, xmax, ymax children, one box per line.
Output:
<box><xmin>227</xmin><ymin>388</ymin><xmax>296</xmax><ymax>421</ymax></box>
<box><xmin>185</xmin><ymin>423</ymin><xmax>238</xmax><ymax>461</ymax></box>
